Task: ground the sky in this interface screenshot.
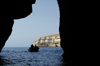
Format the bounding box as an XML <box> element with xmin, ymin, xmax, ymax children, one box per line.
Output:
<box><xmin>5</xmin><ymin>0</ymin><xmax>60</xmax><ymax>47</ymax></box>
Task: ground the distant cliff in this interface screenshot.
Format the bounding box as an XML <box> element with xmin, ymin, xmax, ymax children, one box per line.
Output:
<box><xmin>33</xmin><ymin>34</ymin><xmax>60</xmax><ymax>47</ymax></box>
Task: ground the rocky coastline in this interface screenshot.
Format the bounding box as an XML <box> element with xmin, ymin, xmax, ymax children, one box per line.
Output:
<box><xmin>33</xmin><ymin>34</ymin><xmax>60</xmax><ymax>47</ymax></box>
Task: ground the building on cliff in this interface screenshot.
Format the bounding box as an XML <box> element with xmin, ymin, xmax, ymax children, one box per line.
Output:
<box><xmin>33</xmin><ymin>34</ymin><xmax>60</xmax><ymax>47</ymax></box>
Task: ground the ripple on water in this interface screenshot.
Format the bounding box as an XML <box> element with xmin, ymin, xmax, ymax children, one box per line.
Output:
<box><xmin>0</xmin><ymin>47</ymin><xmax>64</xmax><ymax>66</ymax></box>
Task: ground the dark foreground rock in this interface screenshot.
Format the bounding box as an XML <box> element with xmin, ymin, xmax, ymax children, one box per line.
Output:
<box><xmin>0</xmin><ymin>0</ymin><xmax>36</xmax><ymax>52</ymax></box>
<box><xmin>57</xmin><ymin>0</ymin><xmax>84</xmax><ymax>65</ymax></box>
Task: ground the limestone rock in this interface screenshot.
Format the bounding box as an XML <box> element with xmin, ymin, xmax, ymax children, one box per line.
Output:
<box><xmin>33</xmin><ymin>34</ymin><xmax>60</xmax><ymax>47</ymax></box>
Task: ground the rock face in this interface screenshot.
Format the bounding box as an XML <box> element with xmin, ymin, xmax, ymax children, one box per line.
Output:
<box><xmin>33</xmin><ymin>34</ymin><xmax>60</xmax><ymax>47</ymax></box>
<box><xmin>57</xmin><ymin>0</ymin><xmax>82</xmax><ymax>65</ymax></box>
<box><xmin>0</xmin><ymin>0</ymin><xmax>36</xmax><ymax>52</ymax></box>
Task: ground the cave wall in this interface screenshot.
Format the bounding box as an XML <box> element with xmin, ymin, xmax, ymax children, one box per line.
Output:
<box><xmin>57</xmin><ymin>0</ymin><xmax>80</xmax><ymax>65</ymax></box>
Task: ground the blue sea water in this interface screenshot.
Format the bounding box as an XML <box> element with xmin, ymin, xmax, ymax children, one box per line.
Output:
<box><xmin>0</xmin><ymin>47</ymin><xmax>64</xmax><ymax>66</ymax></box>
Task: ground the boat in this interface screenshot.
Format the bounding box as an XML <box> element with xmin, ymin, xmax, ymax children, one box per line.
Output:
<box><xmin>28</xmin><ymin>44</ymin><xmax>39</xmax><ymax>52</ymax></box>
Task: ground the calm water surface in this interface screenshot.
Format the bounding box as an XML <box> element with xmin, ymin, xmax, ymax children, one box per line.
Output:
<box><xmin>0</xmin><ymin>47</ymin><xmax>64</xmax><ymax>66</ymax></box>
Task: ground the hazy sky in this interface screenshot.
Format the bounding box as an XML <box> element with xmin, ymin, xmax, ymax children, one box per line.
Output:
<box><xmin>5</xmin><ymin>0</ymin><xmax>59</xmax><ymax>47</ymax></box>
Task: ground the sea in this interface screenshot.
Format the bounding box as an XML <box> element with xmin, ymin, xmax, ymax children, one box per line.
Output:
<box><xmin>0</xmin><ymin>47</ymin><xmax>66</xmax><ymax>66</ymax></box>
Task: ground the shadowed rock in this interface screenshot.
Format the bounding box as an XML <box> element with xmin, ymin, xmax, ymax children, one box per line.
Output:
<box><xmin>57</xmin><ymin>0</ymin><xmax>78</xmax><ymax>65</ymax></box>
<box><xmin>0</xmin><ymin>1</ymin><xmax>80</xmax><ymax>65</ymax></box>
<box><xmin>0</xmin><ymin>0</ymin><xmax>36</xmax><ymax>52</ymax></box>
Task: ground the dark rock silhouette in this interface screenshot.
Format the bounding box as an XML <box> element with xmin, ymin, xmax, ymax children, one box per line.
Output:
<box><xmin>0</xmin><ymin>0</ymin><xmax>79</xmax><ymax>65</ymax></box>
<box><xmin>0</xmin><ymin>19</ymin><xmax>14</xmax><ymax>52</ymax></box>
<box><xmin>57</xmin><ymin>0</ymin><xmax>79</xmax><ymax>65</ymax></box>
<box><xmin>0</xmin><ymin>0</ymin><xmax>36</xmax><ymax>52</ymax></box>
<box><xmin>12</xmin><ymin>0</ymin><xmax>36</xmax><ymax>19</ymax></box>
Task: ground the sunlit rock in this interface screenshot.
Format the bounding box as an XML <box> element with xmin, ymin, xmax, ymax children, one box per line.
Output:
<box><xmin>33</xmin><ymin>34</ymin><xmax>60</xmax><ymax>47</ymax></box>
